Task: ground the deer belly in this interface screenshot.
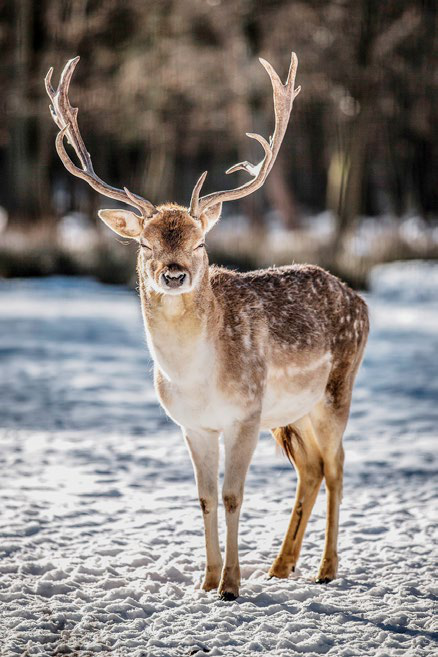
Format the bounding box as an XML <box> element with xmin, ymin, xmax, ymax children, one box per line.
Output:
<box><xmin>260</xmin><ymin>354</ymin><xmax>331</xmax><ymax>430</ymax></box>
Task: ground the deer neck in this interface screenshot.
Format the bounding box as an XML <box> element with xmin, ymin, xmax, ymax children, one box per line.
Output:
<box><xmin>139</xmin><ymin>270</ymin><xmax>218</xmax><ymax>382</ymax></box>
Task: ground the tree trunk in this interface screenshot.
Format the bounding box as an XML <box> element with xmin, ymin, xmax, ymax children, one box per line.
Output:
<box><xmin>34</xmin><ymin>112</ymin><xmax>56</xmax><ymax>227</ymax></box>
<box><xmin>143</xmin><ymin>130</ymin><xmax>174</xmax><ymax>204</ymax></box>
<box><xmin>6</xmin><ymin>0</ymin><xmax>37</xmax><ymax>226</ymax></box>
<box><xmin>336</xmin><ymin>104</ymin><xmax>370</xmax><ymax>237</ymax></box>
<box><xmin>265</xmin><ymin>151</ymin><xmax>299</xmax><ymax>229</ymax></box>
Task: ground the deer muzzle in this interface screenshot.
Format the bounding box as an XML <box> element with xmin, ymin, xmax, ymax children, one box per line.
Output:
<box><xmin>160</xmin><ymin>265</ymin><xmax>188</xmax><ymax>290</ymax></box>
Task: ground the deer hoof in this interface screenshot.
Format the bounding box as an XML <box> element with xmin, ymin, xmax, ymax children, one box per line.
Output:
<box><xmin>316</xmin><ymin>557</ymin><xmax>337</xmax><ymax>583</ymax></box>
<box><xmin>202</xmin><ymin>565</ymin><xmax>222</xmax><ymax>592</ymax></box>
<box><xmin>202</xmin><ymin>574</ymin><xmax>221</xmax><ymax>592</ymax></box>
<box><xmin>268</xmin><ymin>559</ymin><xmax>294</xmax><ymax>579</ymax></box>
<box><xmin>218</xmin><ymin>566</ymin><xmax>240</xmax><ymax>600</ymax></box>
<box><xmin>202</xmin><ymin>580</ymin><xmax>218</xmax><ymax>592</ymax></box>
<box><xmin>315</xmin><ymin>576</ymin><xmax>333</xmax><ymax>584</ymax></box>
<box><xmin>219</xmin><ymin>590</ymin><xmax>238</xmax><ymax>601</ymax></box>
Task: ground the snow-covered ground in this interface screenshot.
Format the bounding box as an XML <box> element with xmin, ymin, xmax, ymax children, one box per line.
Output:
<box><xmin>0</xmin><ymin>261</ymin><xmax>437</xmax><ymax>657</ymax></box>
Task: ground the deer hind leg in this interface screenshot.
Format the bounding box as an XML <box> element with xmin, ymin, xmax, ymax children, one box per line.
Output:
<box><xmin>310</xmin><ymin>398</ymin><xmax>349</xmax><ymax>583</ymax></box>
<box><xmin>269</xmin><ymin>415</ymin><xmax>324</xmax><ymax>579</ymax></box>
<box><xmin>312</xmin><ymin>339</ymin><xmax>367</xmax><ymax>583</ymax></box>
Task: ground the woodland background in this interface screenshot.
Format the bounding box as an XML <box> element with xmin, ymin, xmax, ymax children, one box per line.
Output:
<box><xmin>0</xmin><ymin>0</ymin><xmax>436</xmax><ymax>286</ymax></box>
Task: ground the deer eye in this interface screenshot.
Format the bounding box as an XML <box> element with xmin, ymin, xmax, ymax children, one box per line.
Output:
<box><xmin>140</xmin><ymin>241</ymin><xmax>152</xmax><ymax>250</ymax></box>
<box><xmin>195</xmin><ymin>243</ymin><xmax>205</xmax><ymax>250</ymax></box>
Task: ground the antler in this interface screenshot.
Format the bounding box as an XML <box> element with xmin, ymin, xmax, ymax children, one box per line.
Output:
<box><xmin>45</xmin><ymin>57</ymin><xmax>157</xmax><ymax>218</ymax></box>
<box><xmin>189</xmin><ymin>52</ymin><xmax>300</xmax><ymax>218</ymax></box>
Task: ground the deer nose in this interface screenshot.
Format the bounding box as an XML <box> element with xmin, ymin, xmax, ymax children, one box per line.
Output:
<box><xmin>161</xmin><ymin>265</ymin><xmax>187</xmax><ymax>289</ymax></box>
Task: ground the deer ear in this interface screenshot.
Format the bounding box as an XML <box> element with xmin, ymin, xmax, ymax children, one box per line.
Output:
<box><xmin>200</xmin><ymin>203</ymin><xmax>222</xmax><ymax>233</ymax></box>
<box><xmin>98</xmin><ymin>209</ymin><xmax>143</xmax><ymax>238</ymax></box>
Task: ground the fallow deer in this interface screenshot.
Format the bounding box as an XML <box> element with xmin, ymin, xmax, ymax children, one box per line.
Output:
<box><xmin>45</xmin><ymin>53</ymin><xmax>369</xmax><ymax>600</ymax></box>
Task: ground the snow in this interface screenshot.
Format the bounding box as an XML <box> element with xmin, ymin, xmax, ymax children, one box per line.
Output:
<box><xmin>0</xmin><ymin>262</ymin><xmax>437</xmax><ymax>657</ymax></box>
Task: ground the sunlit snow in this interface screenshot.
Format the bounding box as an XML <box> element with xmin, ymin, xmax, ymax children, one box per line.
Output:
<box><xmin>0</xmin><ymin>262</ymin><xmax>436</xmax><ymax>656</ymax></box>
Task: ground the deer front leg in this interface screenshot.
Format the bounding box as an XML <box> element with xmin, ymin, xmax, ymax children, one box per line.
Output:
<box><xmin>219</xmin><ymin>418</ymin><xmax>259</xmax><ymax>600</ymax></box>
<box><xmin>184</xmin><ymin>429</ymin><xmax>222</xmax><ymax>591</ymax></box>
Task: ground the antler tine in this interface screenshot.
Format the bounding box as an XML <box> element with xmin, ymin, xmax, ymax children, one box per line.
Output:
<box><xmin>56</xmin><ymin>57</ymin><xmax>92</xmax><ymax>172</ymax></box>
<box><xmin>46</xmin><ymin>57</ymin><xmax>157</xmax><ymax>218</ymax></box>
<box><xmin>189</xmin><ymin>171</ymin><xmax>208</xmax><ymax>217</ymax></box>
<box><xmin>44</xmin><ymin>66</ymin><xmax>56</xmax><ymax>102</ymax></box>
<box><xmin>190</xmin><ymin>52</ymin><xmax>300</xmax><ymax>218</ymax></box>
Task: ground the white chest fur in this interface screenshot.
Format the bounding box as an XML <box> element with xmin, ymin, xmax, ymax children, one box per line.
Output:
<box><xmin>144</xmin><ymin>296</ymin><xmax>242</xmax><ymax>432</ymax></box>
<box><xmin>145</xmin><ymin>295</ymin><xmax>207</xmax><ymax>381</ymax></box>
<box><xmin>152</xmin><ymin>338</ymin><xmax>246</xmax><ymax>433</ymax></box>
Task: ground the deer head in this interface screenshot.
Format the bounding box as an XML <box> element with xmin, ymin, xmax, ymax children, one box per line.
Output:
<box><xmin>45</xmin><ymin>54</ymin><xmax>300</xmax><ymax>295</ymax></box>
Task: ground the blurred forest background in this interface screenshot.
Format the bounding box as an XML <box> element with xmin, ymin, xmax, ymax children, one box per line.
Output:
<box><xmin>0</xmin><ymin>0</ymin><xmax>436</xmax><ymax>287</ymax></box>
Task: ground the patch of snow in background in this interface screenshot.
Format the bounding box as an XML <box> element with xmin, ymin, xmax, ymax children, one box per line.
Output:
<box><xmin>58</xmin><ymin>213</ymin><xmax>99</xmax><ymax>251</ymax></box>
<box><xmin>0</xmin><ymin>262</ymin><xmax>437</xmax><ymax>656</ymax></box>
